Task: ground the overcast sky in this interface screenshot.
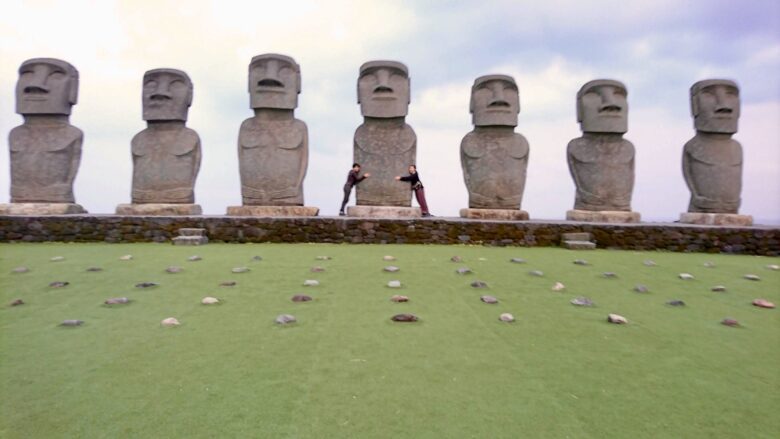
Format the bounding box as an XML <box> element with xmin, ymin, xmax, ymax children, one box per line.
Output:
<box><xmin>1</xmin><ymin>0</ymin><xmax>779</xmax><ymax>223</ymax></box>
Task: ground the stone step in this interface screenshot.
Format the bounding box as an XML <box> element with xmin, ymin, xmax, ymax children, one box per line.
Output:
<box><xmin>172</xmin><ymin>236</ymin><xmax>208</xmax><ymax>246</ymax></box>
<box><xmin>562</xmin><ymin>232</ymin><xmax>592</xmax><ymax>242</ymax></box>
<box><xmin>563</xmin><ymin>240</ymin><xmax>596</xmax><ymax>250</ymax></box>
<box><xmin>178</xmin><ymin>228</ymin><xmax>206</xmax><ymax>237</ymax></box>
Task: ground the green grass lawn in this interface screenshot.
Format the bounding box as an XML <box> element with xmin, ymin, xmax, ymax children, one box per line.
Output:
<box><xmin>1</xmin><ymin>243</ymin><xmax>778</xmax><ymax>438</ymax></box>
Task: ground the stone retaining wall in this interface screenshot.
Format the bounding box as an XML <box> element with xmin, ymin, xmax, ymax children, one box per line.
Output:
<box><xmin>1</xmin><ymin>215</ymin><xmax>778</xmax><ymax>255</ymax></box>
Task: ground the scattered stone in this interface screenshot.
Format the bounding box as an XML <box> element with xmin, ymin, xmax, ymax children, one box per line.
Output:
<box><xmin>634</xmin><ymin>284</ymin><xmax>649</xmax><ymax>293</ymax></box>
<box><xmin>252</xmin><ymin>255</ymin><xmax>263</xmax><ymax>261</ymax></box>
<box><xmin>310</xmin><ymin>266</ymin><xmax>325</xmax><ymax>273</ymax></box>
<box><xmin>470</xmin><ymin>280</ymin><xmax>489</xmax><ymax>288</ymax></box>
<box><xmin>49</xmin><ymin>281</ymin><xmax>69</xmax><ymax>288</ymax></box>
<box><xmin>552</xmin><ymin>282</ymin><xmax>565</xmax><ymax>291</ymax></box>
<box><xmin>752</xmin><ymin>299</ymin><xmax>775</xmax><ymax>309</ymax></box>
<box><xmin>10</xmin><ymin>299</ymin><xmax>24</xmax><ymax>306</ymax></box>
<box><xmin>384</xmin><ymin>266</ymin><xmax>400</xmax><ymax>273</ymax></box>
<box><xmin>390</xmin><ymin>295</ymin><xmax>408</xmax><ymax>303</ymax></box>
<box><xmin>478</xmin><ymin>258</ymin><xmax>487</xmax><ymax>261</ymax></box>
<box><xmin>166</xmin><ymin>266</ymin><xmax>183</xmax><ymax>274</ymax></box>
<box><xmin>219</xmin><ymin>281</ymin><xmax>237</xmax><ymax>287</ymax></box>
<box><xmin>232</xmin><ymin>267</ymin><xmax>250</xmax><ymax>273</ymax></box>
<box><xmin>383</xmin><ymin>255</ymin><xmax>396</xmax><ymax>261</ymax></box>
<box><xmin>60</xmin><ymin>319</ymin><xmax>84</xmax><ymax>327</ymax></box>
<box><xmin>315</xmin><ymin>256</ymin><xmax>331</xmax><ymax>261</ymax></box>
<box><xmin>711</xmin><ymin>285</ymin><xmax>727</xmax><ymax>292</ymax></box>
<box><xmin>135</xmin><ymin>282</ymin><xmax>159</xmax><ymax>288</ymax></box>
<box><xmin>275</xmin><ymin>314</ymin><xmax>296</xmax><ymax>325</ymax></box>
<box><xmin>387</xmin><ymin>280</ymin><xmax>402</xmax><ymax>288</ymax></box>
<box><xmin>119</xmin><ymin>255</ymin><xmax>133</xmax><ymax>261</ymax></box>
<box><xmin>12</xmin><ymin>267</ymin><xmax>29</xmax><ymax>273</ymax></box>
<box><xmin>602</xmin><ymin>272</ymin><xmax>618</xmax><ymax>278</ymax></box>
<box><xmin>187</xmin><ymin>255</ymin><xmax>202</xmax><ymax>262</ymax></box>
<box><xmin>721</xmin><ymin>318</ymin><xmax>740</xmax><ymax>327</ymax></box>
<box><xmin>666</xmin><ymin>299</ymin><xmax>686</xmax><ymax>306</ymax></box>
<box><xmin>480</xmin><ymin>295</ymin><xmax>498</xmax><ymax>304</ymax></box>
<box><xmin>529</xmin><ymin>270</ymin><xmax>544</xmax><ymax>277</ymax></box>
<box><xmin>607</xmin><ymin>314</ymin><xmax>627</xmax><ymax>324</ymax></box>
<box><xmin>643</xmin><ymin>260</ymin><xmax>656</xmax><ymax>267</ymax></box>
<box><xmin>743</xmin><ymin>274</ymin><xmax>760</xmax><ymax>281</ymax></box>
<box><xmin>455</xmin><ymin>267</ymin><xmax>472</xmax><ymax>275</ymax></box>
<box><xmin>201</xmin><ymin>297</ymin><xmax>220</xmax><ymax>305</ymax></box>
<box><xmin>86</xmin><ymin>267</ymin><xmax>102</xmax><ymax>272</ymax></box>
<box><xmin>391</xmin><ymin>313</ymin><xmax>418</xmax><ymax>322</ymax></box>
<box><xmin>303</xmin><ymin>280</ymin><xmax>319</xmax><ymax>287</ymax></box>
<box><xmin>105</xmin><ymin>297</ymin><xmax>129</xmax><ymax>305</ymax></box>
<box><xmin>703</xmin><ymin>261</ymin><xmax>716</xmax><ymax>268</ymax></box>
<box><xmin>766</xmin><ymin>264</ymin><xmax>779</xmax><ymax>271</ymax></box>
<box><xmin>50</xmin><ymin>256</ymin><xmax>65</xmax><ymax>262</ymax></box>
<box><xmin>573</xmin><ymin>259</ymin><xmax>589</xmax><ymax>266</ymax></box>
<box><xmin>510</xmin><ymin>258</ymin><xmax>526</xmax><ymax>264</ymax></box>
<box><xmin>291</xmin><ymin>294</ymin><xmax>312</xmax><ymax>302</ymax></box>
<box><xmin>161</xmin><ymin>317</ymin><xmax>180</xmax><ymax>327</ymax></box>
<box><xmin>499</xmin><ymin>313</ymin><xmax>515</xmax><ymax>322</ymax></box>
<box><xmin>450</xmin><ymin>256</ymin><xmax>463</xmax><ymax>262</ymax></box>
<box><xmin>679</xmin><ymin>273</ymin><xmax>694</xmax><ymax>280</ymax></box>
<box><xmin>571</xmin><ymin>297</ymin><xmax>594</xmax><ymax>307</ymax></box>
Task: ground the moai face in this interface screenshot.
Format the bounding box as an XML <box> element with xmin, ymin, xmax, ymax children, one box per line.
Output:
<box><xmin>691</xmin><ymin>79</ymin><xmax>740</xmax><ymax>134</ymax></box>
<box><xmin>470</xmin><ymin>74</ymin><xmax>519</xmax><ymax>127</ymax></box>
<box><xmin>142</xmin><ymin>69</ymin><xmax>193</xmax><ymax>121</ymax></box>
<box><xmin>15</xmin><ymin>58</ymin><xmax>79</xmax><ymax>115</ymax></box>
<box><xmin>248</xmin><ymin>54</ymin><xmax>301</xmax><ymax>110</ymax></box>
<box><xmin>577</xmin><ymin>79</ymin><xmax>628</xmax><ymax>134</ymax></box>
<box><xmin>358</xmin><ymin>60</ymin><xmax>410</xmax><ymax>118</ymax></box>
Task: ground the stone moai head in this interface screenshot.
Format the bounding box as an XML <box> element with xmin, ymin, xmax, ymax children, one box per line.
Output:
<box><xmin>577</xmin><ymin>79</ymin><xmax>628</xmax><ymax>134</ymax></box>
<box><xmin>142</xmin><ymin>68</ymin><xmax>193</xmax><ymax>122</ymax></box>
<box><xmin>358</xmin><ymin>60</ymin><xmax>410</xmax><ymax>118</ymax></box>
<box><xmin>248</xmin><ymin>53</ymin><xmax>301</xmax><ymax>110</ymax></box>
<box><xmin>470</xmin><ymin>74</ymin><xmax>519</xmax><ymax>127</ymax></box>
<box><xmin>691</xmin><ymin>79</ymin><xmax>740</xmax><ymax>134</ymax></box>
<box><xmin>15</xmin><ymin>58</ymin><xmax>79</xmax><ymax>116</ymax></box>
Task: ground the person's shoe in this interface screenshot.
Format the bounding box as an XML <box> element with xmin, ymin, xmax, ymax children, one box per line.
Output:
<box><xmin>339</xmin><ymin>211</ymin><xmax>346</xmax><ymax>216</ymax></box>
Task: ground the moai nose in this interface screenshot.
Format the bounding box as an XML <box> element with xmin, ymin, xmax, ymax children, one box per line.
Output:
<box><xmin>714</xmin><ymin>87</ymin><xmax>734</xmax><ymax>114</ymax></box>
<box><xmin>373</xmin><ymin>69</ymin><xmax>394</xmax><ymax>93</ymax></box>
<box><xmin>599</xmin><ymin>88</ymin><xmax>622</xmax><ymax>112</ymax></box>
<box><xmin>24</xmin><ymin>65</ymin><xmax>51</xmax><ymax>94</ymax></box>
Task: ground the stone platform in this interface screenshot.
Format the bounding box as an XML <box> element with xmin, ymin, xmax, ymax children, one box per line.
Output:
<box><xmin>679</xmin><ymin>212</ymin><xmax>753</xmax><ymax>226</ymax></box>
<box><xmin>566</xmin><ymin>209</ymin><xmax>641</xmax><ymax>223</ymax></box>
<box><xmin>460</xmin><ymin>208</ymin><xmax>529</xmax><ymax>221</ymax></box>
<box><xmin>347</xmin><ymin>205</ymin><xmax>422</xmax><ymax>218</ymax></box>
<box><xmin>116</xmin><ymin>203</ymin><xmax>202</xmax><ymax>216</ymax></box>
<box><xmin>0</xmin><ymin>203</ymin><xmax>87</xmax><ymax>215</ymax></box>
<box><xmin>226</xmin><ymin>206</ymin><xmax>320</xmax><ymax>217</ymax></box>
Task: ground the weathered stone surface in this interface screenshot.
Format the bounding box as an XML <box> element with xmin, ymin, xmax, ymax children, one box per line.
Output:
<box><xmin>573</xmin><ymin>259</ymin><xmax>589</xmax><ymax>265</ymax></box>
<box><xmin>562</xmin><ymin>232</ymin><xmax>592</xmax><ymax>241</ymax></box>
<box><xmin>643</xmin><ymin>260</ymin><xmax>657</xmax><ymax>267</ymax></box>
<box><xmin>135</xmin><ymin>282</ymin><xmax>158</xmax><ymax>288</ymax></box>
<box><xmin>12</xmin><ymin>266</ymin><xmax>29</xmax><ymax>273</ymax></box>
<box><xmin>666</xmin><ymin>299</ymin><xmax>686</xmax><ymax>306</ymax></box>
<box><xmin>721</xmin><ymin>318</ymin><xmax>740</xmax><ymax>327</ymax></box>
<box><xmin>471</xmin><ymin>280</ymin><xmax>489</xmax><ymax>288</ymax></box>
<box><xmin>105</xmin><ymin>297</ymin><xmax>129</xmax><ymax>305</ymax></box>
<box><xmin>50</xmin><ymin>256</ymin><xmax>64</xmax><ymax>262</ymax></box>
<box><xmin>480</xmin><ymin>295</ymin><xmax>498</xmax><ymax>304</ymax></box>
<box><xmin>354</xmin><ymin>61</ymin><xmax>416</xmax><ymax>207</ymax></box>
<box><xmin>0</xmin><ymin>203</ymin><xmax>86</xmax><ymax>215</ymax></box>
<box><xmin>9</xmin><ymin>58</ymin><xmax>83</xmax><ymax>206</ymax></box>
<box><xmin>679</xmin><ymin>273</ymin><xmax>694</xmax><ymax>280</ymax></box>
<box><xmin>766</xmin><ymin>264</ymin><xmax>779</xmax><ymax>271</ymax></box>
<box><xmin>347</xmin><ymin>205</ymin><xmax>421</xmax><ymax>218</ymax></box>
<box><xmin>232</xmin><ymin>267</ymin><xmax>249</xmax><ymax>273</ymax></box>
<box><xmin>120</xmin><ymin>254</ymin><xmax>133</xmax><ymax>261</ymax></box>
<box><xmin>499</xmin><ymin>312</ymin><xmax>515</xmax><ymax>322</ymax></box>
<box><xmin>166</xmin><ymin>266</ymin><xmax>182</xmax><ymax>273</ymax></box>
<box><xmin>566</xmin><ymin>210</ymin><xmax>641</xmax><ymax>223</ymax></box>
<box><xmin>529</xmin><ymin>270</ymin><xmax>544</xmax><ymax>277</ymax></box>
<box><xmin>711</xmin><ymin>285</ymin><xmax>727</xmax><ymax>292</ymax></box>
<box><xmin>383</xmin><ymin>255</ymin><xmax>396</xmax><ymax>261</ymax></box>
<box><xmin>387</xmin><ymin>280</ymin><xmax>402</xmax><ymax>288</ymax></box>
<box><xmin>451</xmin><ymin>256</ymin><xmax>464</xmax><ymax>262</ymax></box>
<box><xmin>391</xmin><ymin>313</ymin><xmax>418</xmax><ymax>322</ymax></box>
<box><xmin>275</xmin><ymin>314</ymin><xmax>296</xmax><ymax>324</ymax></box>
<box><xmin>752</xmin><ymin>299</ymin><xmax>775</xmax><ymax>309</ymax></box>
<box><xmin>703</xmin><ymin>261</ymin><xmax>715</xmax><ymax>268</ymax></box>
<box><xmin>455</xmin><ymin>267</ymin><xmax>472</xmax><ymax>275</ymax></box>
<box><xmin>60</xmin><ymin>319</ymin><xmax>84</xmax><ymax>327</ymax></box>
<box><xmin>602</xmin><ymin>272</ymin><xmax>617</xmax><ymax>278</ymax></box>
<box><xmin>226</xmin><ymin>206</ymin><xmax>319</xmax><ymax>217</ymax></box>
<box><xmin>552</xmin><ymin>282</ymin><xmax>565</xmax><ymax>291</ymax></box>
<box><xmin>461</xmin><ymin>75</ymin><xmax>529</xmax><ymax>211</ymax></box>
<box><xmin>172</xmin><ymin>236</ymin><xmax>208</xmax><ymax>245</ymax></box>
<box><xmin>201</xmin><ymin>296</ymin><xmax>219</xmax><ymax>305</ymax></box>
<box><xmin>10</xmin><ymin>299</ymin><xmax>24</xmax><ymax>306</ymax></box>
<box><xmin>679</xmin><ymin>212</ymin><xmax>752</xmax><ymax>226</ymax></box>
<box><xmin>390</xmin><ymin>295</ymin><xmax>408</xmax><ymax>302</ymax></box>
<box><xmin>220</xmin><ymin>281</ymin><xmax>236</xmax><ymax>287</ymax></box>
<box><xmin>510</xmin><ymin>258</ymin><xmax>526</xmax><ymax>264</ymax></box>
<box><xmin>571</xmin><ymin>297</ymin><xmax>594</xmax><ymax>306</ymax></box>
<box><xmin>252</xmin><ymin>255</ymin><xmax>263</xmax><ymax>261</ymax></box>
<box><xmin>564</xmin><ymin>240</ymin><xmax>596</xmax><ymax>250</ymax></box>
<box><xmin>743</xmin><ymin>274</ymin><xmax>760</xmax><ymax>281</ymax></box>
<box><xmin>316</xmin><ymin>256</ymin><xmax>332</xmax><ymax>261</ymax></box>
<box><xmin>683</xmin><ymin>80</ymin><xmax>744</xmax><ymax>215</ymax></box>
<box><xmin>384</xmin><ymin>266</ymin><xmax>400</xmax><ymax>272</ymax></box>
<box><xmin>116</xmin><ymin>204</ymin><xmax>202</xmax><ymax>216</ymax></box>
<box><xmin>607</xmin><ymin>314</ymin><xmax>628</xmax><ymax>324</ymax></box>
<box><xmin>310</xmin><ymin>266</ymin><xmax>325</xmax><ymax>272</ymax></box>
<box><xmin>161</xmin><ymin>317</ymin><xmax>180</xmax><ymax>327</ymax></box>
<box><xmin>187</xmin><ymin>255</ymin><xmax>202</xmax><ymax>262</ymax></box>
<box><xmin>86</xmin><ymin>266</ymin><xmax>102</xmax><ymax>272</ymax></box>
<box><xmin>634</xmin><ymin>284</ymin><xmax>649</xmax><ymax>293</ymax></box>
<box><xmin>49</xmin><ymin>281</ymin><xmax>68</xmax><ymax>288</ymax></box>
<box><xmin>303</xmin><ymin>280</ymin><xmax>319</xmax><ymax>286</ymax></box>
<box><xmin>238</xmin><ymin>54</ymin><xmax>310</xmax><ymax>208</ymax></box>
<box><xmin>567</xmin><ymin>79</ymin><xmax>636</xmax><ymax>214</ymax></box>
<box><xmin>291</xmin><ymin>294</ymin><xmax>312</xmax><ymax>302</ymax></box>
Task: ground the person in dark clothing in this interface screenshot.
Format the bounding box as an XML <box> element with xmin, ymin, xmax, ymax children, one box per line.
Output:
<box><xmin>340</xmin><ymin>163</ymin><xmax>370</xmax><ymax>215</ymax></box>
<box><xmin>395</xmin><ymin>164</ymin><xmax>432</xmax><ymax>217</ymax></box>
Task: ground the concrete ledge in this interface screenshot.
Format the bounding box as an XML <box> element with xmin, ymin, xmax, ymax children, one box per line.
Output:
<box><xmin>347</xmin><ymin>205</ymin><xmax>421</xmax><ymax>218</ymax></box>
<box><xmin>566</xmin><ymin>209</ymin><xmax>641</xmax><ymax>223</ymax></box>
<box><xmin>226</xmin><ymin>206</ymin><xmax>320</xmax><ymax>217</ymax></box>
<box><xmin>116</xmin><ymin>203</ymin><xmax>202</xmax><ymax>216</ymax></box>
<box><xmin>0</xmin><ymin>203</ymin><xmax>87</xmax><ymax>215</ymax></box>
<box><xmin>460</xmin><ymin>208</ymin><xmax>529</xmax><ymax>220</ymax></box>
<box><xmin>679</xmin><ymin>212</ymin><xmax>753</xmax><ymax>226</ymax></box>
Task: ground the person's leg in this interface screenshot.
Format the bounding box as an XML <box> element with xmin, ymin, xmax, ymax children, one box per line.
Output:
<box><xmin>339</xmin><ymin>185</ymin><xmax>351</xmax><ymax>214</ymax></box>
<box><xmin>415</xmin><ymin>188</ymin><xmax>430</xmax><ymax>215</ymax></box>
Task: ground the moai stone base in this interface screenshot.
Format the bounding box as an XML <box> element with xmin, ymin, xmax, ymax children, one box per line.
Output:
<box><xmin>459</xmin><ymin>208</ymin><xmax>529</xmax><ymax>221</ymax></box>
<box><xmin>561</xmin><ymin>232</ymin><xmax>596</xmax><ymax>250</ymax></box>
<box><xmin>566</xmin><ymin>209</ymin><xmax>641</xmax><ymax>224</ymax></box>
<box><xmin>0</xmin><ymin>203</ymin><xmax>87</xmax><ymax>215</ymax></box>
<box><xmin>226</xmin><ymin>206</ymin><xmax>319</xmax><ymax>217</ymax></box>
<box><xmin>115</xmin><ymin>204</ymin><xmax>202</xmax><ymax>216</ymax></box>
<box><xmin>347</xmin><ymin>206</ymin><xmax>421</xmax><ymax>218</ymax></box>
<box><xmin>172</xmin><ymin>228</ymin><xmax>208</xmax><ymax>245</ymax></box>
<box><xmin>679</xmin><ymin>212</ymin><xmax>753</xmax><ymax>226</ymax></box>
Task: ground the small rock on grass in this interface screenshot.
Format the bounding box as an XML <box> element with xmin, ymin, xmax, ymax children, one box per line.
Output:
<box><xmin>387</xmin><ymin>280</ymin><xmax>402</xmax><ymax>288</ymax></box>
<box><xmin>50</xmin><ymin>256</ymin><xmax>65</xmax><ymax>262</ymax></box>
<box><xmin>232</xmin><ymin>267</ymin><xmax>250</xmax><ymax>273</ymax></box>
<box><xmin>291</xmin><ymin>294</ymin><xmax>312</xmax><ymax>302</ymax></box>
<box><xmin>510</xmin><ymin>258</ymin><xmax>526</xmax><ymax>264</ymax></box>
<box><xmin>220</xmin><ymin>281</ymin><xmax>237</xmax><ymax>287</ymax></box>
<box><xmin>573</xmin><ymin>259</ymin><xmax>589</xmax><ymax>266</ymax></box>
<box><xmin>105</xmin><ymin>297</ymin><xmax>129</xmax><ymax>305</ymax></box>
<box><xmin>679</xmin><ymin>273</ymin><xmax>695</xmax><ymax>280</ymax></box>
<box><xmin>252</xmin><ymin>255</ymin><xmax>263</xmax><ymax>261</ymax></box>
<box><xmin>480</xmin><ymin>295</ymin><xmax>498</xmax><ymax>304</ymax></box>
<box><xmin>310</xmin><ymin>266</ymin><xmax>325</xmax><ymax>273</ymax></box>
<box><xmin>634</xmin><ymin>284</ymin><xmax>649</xmax><ymax>293</ymax></box>
<box><xmin>391</xmin><ymin>295</ymin><xmax>408</xmax><ymax>303</ymax></box>
<box><xmin>49</xmin><ymin>281</ymin><xmax>69</xmax><ymax>288</ymax></box>
<box><xmin>703</xmin><ymin>261</ymin><xmax>716</xmax><ymax>268</ymax></box>
<box><xmin>391</xmin><ymin>313</ymin><xmax>418</xmax><ymax>322</ymax></box>
<box><xmin>752</xmin><ymin>299</ymin><xmax>775</xmax><ymax>309</ymax></box>
<box><xmin>86</xmin><ymin>267</ymin><xmax>102</xmax><ymax>272</ymax></box>
<box><xmin>607</xmin><ymin>314</ymin><xmax>627</xmax><ymax>324</ymax></box>
<box><xmin>455</xmin><ymin>267</ymin><xmax>472</xmax><ymax>275</ymax></box>
<box><xmin>119</xmin><ymin>255</ymin><xmax>133</xmax><ymax>261</ymax></box>
<box><xmin>303</xmin><ymin>280</ymin><xmax>319</xmax><ymax>287</ymax></box>
<box><xmin>450</xmin><ymin>256</ymin><xmax>463</xmax><ymax>263</ymax></box>
<box><xmin>188</xmin><ymin>255</ymin><xmax>202</xmax><ymax>262</ymax></box>
<box><xmin>161</xmin><ymin>317</ymin><xmax>180</xmax><ymax>327</ymax></box>
<box><xmin>135</xmin><ymin>282</ymin><xmax>159</xmax><ymax>288</ymax></box>
<box><xmin>711</xmin><ymin>285</ymin><xmax>727</xmax><ymax>292</ymax></box>
<box><xmin>551</xmin><ymin>282</ymin><xmax>565</xmax><ymax>291</ymax></box>
<box><xmin>470</xmin><ymin>280</ymin><xmax>488</xmax><ymax>288</ymax></box>
<box><xmin>60</xmin><ymin>319</ymin><xmax>83</xmax><ymax>327</ymax></box>
<box><xmin>384</xmin><ymin>266</ymin><xmax>400</xmax><ymax>273</ymax></box>
<box><xmin>201</xmin><ymin>297</ymin><xmax>220</xmax><ymax>305</ymax></box>
<box><xmin>602</xmin><ymin>272</ymin><xmax>618</xmax><ymax>278</ymax></box>
<box><xmin>743</xmin><ymin>274</ymin><xmax>761</xmax><ymax>281</ymax></box>
<box><xmin>275</xmin><ymin>314</ymin><xmax>296</xmax><ymax>325</ymax></box>
<box><xmin>499</xmin><ymin>313</ymin><xmax>515</xmax><ymax>322</ymax></box>
<box><xmin>766</xmin><ymin>264</ymin><xmax>779</xmax><ymax>271</ymax></box>
<box><xmin>383</xmin><ymin>255</ymin><xmax>396</xmax><ymax>261</ymax></box>
<box><xmin>315</xmin><ymin>256</ymin><xmax>331</xmax><ymax>261</ymax></box>
<box><xmin>529</xmin><ymin>270</ymin><xmax>544</xmax><ymax>277</ymax></box>
<box><xmin>12</xmin><ymin>267</ymin><xmax>29</xmax><ymax>273</ymax></box>
<box><xmin>571</xmin><ymin>297</ymin><xmax>594</xmax><ymax>307</ymax></box>
<box><xmin>10</xmin><ymin>299</ymin><xmax>24</xmax><ymax>306</ymax></box>
<box><xmin>166</xmin><ymin>266</ymin><xmax>183</xmax><ymax>274</ymax></box>
<box><xmin>643</xmin><ymin>260</ymin><xmax>657</xmax><ymax>267</ymax></box>
<box><xmin>721</xmin><ymin>318</ymin><xmax>740</xmax><ymax>327</ymax></box>
<box><xmin>666</xmin><ymin>299</ymin><xmax>686</xmax><ymax>306</ymax></box>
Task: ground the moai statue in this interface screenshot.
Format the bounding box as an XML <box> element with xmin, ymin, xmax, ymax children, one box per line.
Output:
<box><xmin>566</xmin><ymin>79</ymin><xmax>640</xmax><ymax>223</ymax></box>
<box><xmin>679</xmin><ymin>79</ymin><xmax>752</xmax><ymax>225</ymax></box>
<box><xmin>227</xmin><ymin>53</ymin><xmax>318</xmax><ymax>216</ymax></box>
<box><xmin>459</xmin><ymin>74</ymin><xmax>530</xmax><ymax>220</ymax></box>
<box><xmin>349</xmin><ymin>60</ymin><xmax>419</xmax><ymax>218</ymax></box>
<box><xmin>115</xmin><ymin>68</ymin><xmax>202</xmax><ymax>215</ymax></box>
<box><xmin>1</xmin><ymin>58</ymin><xmax>86</xmax><ymax>215</ymax></box>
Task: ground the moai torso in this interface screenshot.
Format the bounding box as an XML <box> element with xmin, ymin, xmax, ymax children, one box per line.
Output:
<box><xmin>567</xmin><ymin>79</ymin><xmax>635</xmax><ymax>211</ymax></box>
<box><xmin>354</xmin><ymin>60</ymin><xmax>415</xmax><ymax>206</ymax></box>
<box><xmin>238</xmin><ymin>54</ymin><xmax>309</xmax><ymax>206</ymax></box>
<box><xmin>460</xmin><ymin>75</ymin><xmax>529</xmax><ymax>209</ymax></box>
<box><xmin>9</xmin><ymin>58</ymin><xmax>82</xmax><ymax>203</ymax></box>
<box><xmin>131</xmin><ymin>69</ymin><xmax>201</xmax><ymax>204</ymax></box>
<box><xmin>683</xmin><ymin>79</ymin><xmax>743</xmax><ymax>213</ymax></box>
